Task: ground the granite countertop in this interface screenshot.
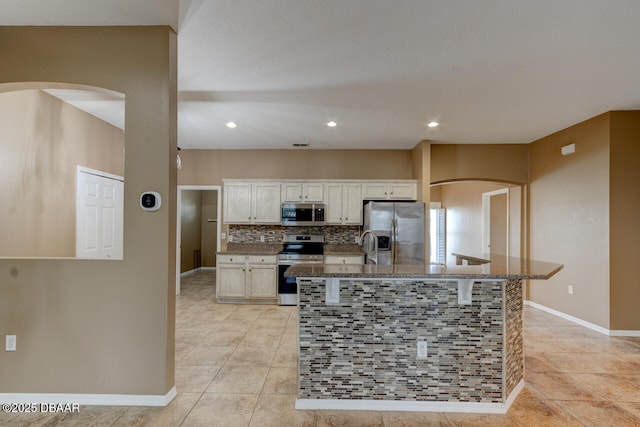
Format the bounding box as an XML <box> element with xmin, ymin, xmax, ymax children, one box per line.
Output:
<box><xmin>218</xmin><ymin>243</ymin><xmax>282</xmax><ymax>255</ymax></box>
<box><xmin>285</xmin><ymin>254</ymin><xmax>563</xmax><ymax>280</ymax></box>
<box><xmin>324</xmin><ymin>244</ymin><xmax>364</xmax><ymax>255</ymax></box>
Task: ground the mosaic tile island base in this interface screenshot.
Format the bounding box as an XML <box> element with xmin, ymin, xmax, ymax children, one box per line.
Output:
<box><xmin>286</xmin><ymin>255</ymin><xmax>563</xmax><ymax>413</ymax></box>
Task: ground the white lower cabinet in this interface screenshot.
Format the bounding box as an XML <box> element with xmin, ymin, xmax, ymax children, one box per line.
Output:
<box><xmin>216</xmin><ymin>254</ymin><xmax>277</xmax><ymax>302</ymax></box>
<box><xmin>325</xmin><ymin>254</ymin><xmax>365</xmax><ymax>265</ymax></box>
<box><xmin>246</xmin><ymin>256</ymin><xmax>277</xmax><ymax>298</ymax></box>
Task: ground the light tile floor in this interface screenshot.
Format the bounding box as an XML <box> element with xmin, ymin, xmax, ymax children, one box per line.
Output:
<box><xmin>3</xmin><ymin>270</ymin><xmax>640</xmax><ymax>426</ymax></box>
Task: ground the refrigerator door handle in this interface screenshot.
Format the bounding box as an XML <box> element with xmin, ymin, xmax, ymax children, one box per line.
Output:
<box><xmin>391</xmin><ymin>218</ymin><xmax>397</xmax><ymax>264</ymax></box>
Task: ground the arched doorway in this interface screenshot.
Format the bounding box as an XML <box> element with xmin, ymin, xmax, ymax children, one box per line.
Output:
<box><xmin>430</xmin><ymin>180</ymin><xmax>522</xmax><ymax>264</ymax></box>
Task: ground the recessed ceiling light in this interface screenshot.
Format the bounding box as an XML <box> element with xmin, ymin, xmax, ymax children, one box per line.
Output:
<box><xmin>226</xmin><ymin>121</ymin><xmax>237</xmax><ymax>129</ymax></box>
<box><xmin>326</xmin><ymin>121</ymin><xmax>337</xmax><ymax>128</ymax></box>
<box><xmin>427</xmin><ymin>121</ymin><xmax>439</xmax><ymax>128</ymax></box>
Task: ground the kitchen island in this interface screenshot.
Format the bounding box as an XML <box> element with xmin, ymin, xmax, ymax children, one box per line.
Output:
<box><xmin>285</xmin><ymin>255</ymin><xmax>562</xmax><ymax>413</ymax></box>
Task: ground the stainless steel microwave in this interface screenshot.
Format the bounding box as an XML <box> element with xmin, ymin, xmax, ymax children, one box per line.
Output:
<box><xmin>281</xmin><ymin>203</ymin><xmax>325</xmax><ymax>226</ymax></box>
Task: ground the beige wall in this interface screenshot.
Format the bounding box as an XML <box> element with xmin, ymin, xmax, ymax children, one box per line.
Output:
<box><xmin>177</xmin><ymin>149</ymin><xmax>414</xmax><ymax>184</ymax></box>
<box><xmin>201</xmin><ymin>190</ymin><xmax>218</xmax><ymax>268</ymax></box>
<box><xmin>609</xmin><ymin>111</ymin><xmax>640</xmax><ymax>330</ymax></box>
<box><xmin>179</xmin><ymin>148</ymin><xmax>417</xmax><ymax>251</ymax></box>
<box><xmin>431</xmin><ymin>144</ymin><xmax>529</xmax><ymax>184</ymax></box>
<box><xmin>437</xmin><ymin>182</ymin><xmax>506</xmax><ymax>265</ymax></box>
<box><xmin>411</xmin><ymin>140</ymin><xmax>431</xmax><ymax>262</ymax></box>
<box><xmin>0</xmin><ymin>27</ymin><xmax>177</xmax><ymax>396</ymax></box>
<box><xmin>529</xmin><ymin>113</ymin><xmax>611</xmax><ymax>328</ymax></box>
<box><xmin>0</xmin><ymin>89</ymin><xmax>124</xmax><ymax>257</ymax></box>
<box><xmin>180</xmin><ymin>190</ymin><xmax>202</xmax><ymax>273</ymax></box>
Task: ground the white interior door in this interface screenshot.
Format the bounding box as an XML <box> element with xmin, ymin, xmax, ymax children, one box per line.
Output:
<box><xmin>76</xmin><ymin>167</ymin><xmax>124</xmax><ymax>259</ymax></box>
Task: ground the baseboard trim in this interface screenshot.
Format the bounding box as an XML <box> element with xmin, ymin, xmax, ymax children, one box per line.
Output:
<box><xmin>295</xmin><ymin>396</ymin><xmax>511</xmax><ymax>414</ymax></box>
<box><xmin>180</xmin><ymin>267</ymin><xmax>215</xmax><ymax>277</ymax></box>
<box><xmin>0</xmin><ymin>387</ymin><xmax>177</xmax><ymax>407</ymax></box>
<box><xmin>609</xmin><ymin>330</ymin><xmax>640</xmax><ymax>337</ymax></box>
<box><xmin>504</xmin><ymin>380</ymin><xmax>524</xmax><ymax>411</ymax></box>
<box><xmin>524</xmin><ymin>300</ymin><xmax>640</xmax><ymax>337</ymax></box>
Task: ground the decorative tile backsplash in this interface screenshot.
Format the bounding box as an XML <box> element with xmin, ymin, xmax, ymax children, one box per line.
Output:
<box><xmin>229</xmin><ymin>225</ymin><xmax>360</xmax><ymax>244</ymax></box>
<box><xmin>297</xmin><ymin>278</ymin><xmax>524</xmax><ymax>403</ymax></box>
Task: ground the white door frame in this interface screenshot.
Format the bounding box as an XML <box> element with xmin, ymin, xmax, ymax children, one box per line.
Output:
<box><xmin>482</xmin><ymin>188</ymin><xmax>509</xmax><ymax>256</ymax></box>
<box><xmin>176</xmin><ymin>185</ymin><xmax>222</xmax><ymax>295</ymax></box>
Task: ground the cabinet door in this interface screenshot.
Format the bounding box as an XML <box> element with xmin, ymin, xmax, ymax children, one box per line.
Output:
<box><xmin>253</xmin><ymin>183</ymin><xmax>281</xmax><ymax>223</ymax></box>
<box><xmin>388</xmin><ymin>183</ymin><xmax>416</xmax><ymax>200</ymax></box>
<box><xmin>224</xmin><ymin>183</ymin><xmax>252</xmax><ymax>223</ymax></box>
<box><xmin>343</xmin><ymin>183</ymin><xmax>363</xmax><ymax>224</ymax></box>
<box><xmin>217</xmin><ymin>264</ymin><xmax>246</xmax><ymax>298</ymax></box>
<box><xmin>362</xmin><ymin>183</ymin><xmax>389</xmax><ymax>199</ymax></box>
<box><xmin>282</xmin><ymin>183</ymin><xmax>303</xmax><ymax>202</ymax></box>
<box><xmin>325</xmin><ymin>183</ymin><xmax>344</xmax><ymax>224</ymax></box>
<box><xmin>247</xmin><ymin>265</ymin><xmax>277</xmax><ymax>298</ymax></box>
<box><xmin>303</xmin><ymin>183</ymin><xmax>324</xmax><ymax>202</ymax></box>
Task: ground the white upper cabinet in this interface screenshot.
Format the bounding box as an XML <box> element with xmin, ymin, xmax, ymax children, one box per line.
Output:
<box><xmin>282</xmin><ymin>182</ymin><xmax>324</xmax><ymax>202</ymax></box>
<box><xmin>224</xmin><ymin>182</ymin><xmax>253</xmax><ymax>223</ymax></box>
<box><xmin>326</xmin><ymin>183</ymin><xmax>363</xmax><ymax>225</ymax></box>
<box><xmin>224</xmin><ymin>181</ymin><xmax>281</xmax><ymax>224</ymax></box>
<box><xmin>224</xmin><ymin>179</ymin><xmax>417</xmax><ymax>225</ymax></box>
<box><xmin>362</xmin><ymin>182</ymin><xmax>417</xmax><ymax>200</ymax></box>
<box><xmin>253</xmin><ymin>183</ymin><xmax>282</xmax><ymax>223</ymax></box>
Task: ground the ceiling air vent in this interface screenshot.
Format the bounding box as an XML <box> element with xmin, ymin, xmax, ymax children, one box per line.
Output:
<box><xmin>292</xmin><ymin>143</ymin><xmax>310</xmax><ymax>148</ymax></box>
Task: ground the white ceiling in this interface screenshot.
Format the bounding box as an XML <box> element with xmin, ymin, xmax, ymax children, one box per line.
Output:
<box><xmin>3</xmin><ymin>0</ymin><xmax>640</xmax><ymax>149</ymax></box>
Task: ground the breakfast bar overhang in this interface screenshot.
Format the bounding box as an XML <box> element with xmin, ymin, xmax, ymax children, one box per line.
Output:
<box><xmin>285</xmin><ymin>255</ymin><xmax>563</xmax><ymax>414</ymax></box>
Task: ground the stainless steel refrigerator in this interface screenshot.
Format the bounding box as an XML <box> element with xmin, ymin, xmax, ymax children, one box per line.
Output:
<box><xmin>363</xmin><ymin>201</ymin><xmax>425</xmax><ymax>264</ymax></box>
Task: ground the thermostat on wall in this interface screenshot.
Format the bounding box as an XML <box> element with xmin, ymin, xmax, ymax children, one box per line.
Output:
<box><xmin>140</xmin><ymin>192</ymin><xmax>161</xmax><ymax>212</ymax></box>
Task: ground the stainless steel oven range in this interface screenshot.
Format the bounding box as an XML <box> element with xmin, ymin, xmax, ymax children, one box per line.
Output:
<box><xmin>277</xmin><ymin>234</ymin><xmax>324</xmax><ymax>305</ymax></box>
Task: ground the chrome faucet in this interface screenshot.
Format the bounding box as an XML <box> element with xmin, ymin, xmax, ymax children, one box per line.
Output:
<box><xmin>357</xmin><ymin>230</ymin><xmax>379</xmax><ymax>265</ymax></box>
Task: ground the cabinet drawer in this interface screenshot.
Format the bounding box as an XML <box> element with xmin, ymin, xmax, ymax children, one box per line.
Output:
<box><xmin>325</xmin><ymin>255</ymin><xmax>364</xmax><ymax>265</ymax></box>
<box><xmin>217</xmin><ymin>254</ymin><xmax>246</xmax><ymax>264</ymax></box>
<box><xmin>247</xmin><ymin>255</ymin><xmax>277</xmax><ymax>265</ymax></box>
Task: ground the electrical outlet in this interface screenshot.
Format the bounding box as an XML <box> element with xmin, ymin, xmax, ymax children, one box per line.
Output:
<box><xmin>417</xmin><ymin>341</ymin><xmax>428</xmax><ymax>359</ymax></box>
<box><xmin>221</xmin><ymin>232</ymin><xmax>226</xmax><ymax>240</ymax></box>
<box><xmin>260</xmin><ymin>235</ymin><xmax>265</xmax><ymax>242</ymax></box>
<box><xmin>5</xmin><ymin>335</ymin><xmax>16</xmax><ymax>352</ymax></box>
<box><xmin>568</xmin><ymin>285</ymin><xmax>574</xmax><ymax>295</ymax></box>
